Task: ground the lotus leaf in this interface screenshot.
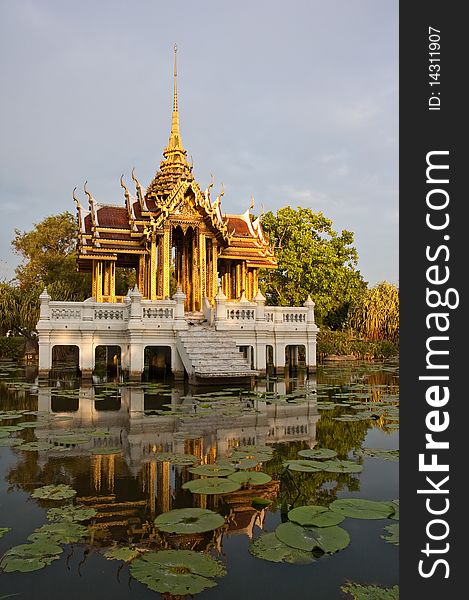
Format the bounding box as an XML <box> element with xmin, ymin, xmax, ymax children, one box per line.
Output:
<box><xmin>227</xmin><ymin>471</ymin><xmax>272</xmax><ymax>486</ymax></box>
<box><xmin>52</xmin><ymin>435</ymin><xmax>90</xmax><ymax>445</ymax></box>
<box><xmin>322</xmin><ymin>460</ymin><xmax>363</xmax><ymax>474</ymax></box>
<box><xmin>249</xmin><ymin>532</ymin><xmax>316</xmax><ymax>564</ymax></box>
<box><xmin>104</xmin><ymin>546</ymin><xmax>142</xmax><ymax>561</ymax></box>
<box><xmin>300</xmin><ymin>510</ymin><xmax>345</xmax><ymax>528</ymax></box>
<box><xmin>231</xmin><ymin>451</ymin><xmax>271</xmax><ymax>463</ymax></box>
<box><xmin>188</xmin><ymin>464</ymin><xmax>236</xmax><ymax>477</ymax></box>
<box><xmin>182</xmin><ymin>477</ymin><xmax>241</xmax><ymax>495</ymax></box>
<box><xmin>283</xmin><ymin>459</ymin><xmax>323</xmax><ymax>473</ymax></box>
<box><xmin>224</xmin><ymin>457</ymin><xmax>259</xmax><ymax>470</ymax></box>
<box><xmin>390</xmin><ymin>499</ymin><xmax>399</xmax><ymax>521</ymax></box>
<box><xmin>233</xmin><ymin>445</ymin><xmax>273</xmax><ymax>457</ymax></box>
<box><xmin>88</xmin><ymin>430</ymin><xmax>112</xmax><ymax>438</ymax></box>
<box><xmin>0</xmin><ymin>438</ymin><xmax>23</xmax><ymax>447</ymax></box>
<box><xmin>129</xmin><ymin>549</ymin><xmax>226</xmax><ymax>595</ymax></box>
<box><xmin>341</xmin><ymin>582</ymin><xmax>399</xmax><ymax>600</ymax></box>
<box><xmin>47</xmin><ymin>506</ymin><xmax>97</xmax><ymax>522</ymax></box>
<box><xmin>0</xmin><ymin>540</ymin><xmax>63</xmax><ymax>572</ymax></box>
<box><xmin>287</xmin><ymin>505</ymin><xmax>328</xmax><ymax>526</ymax></box>
<box><xmin>28</xmin><ymin>522</ymin><xmax>88</xmax><ymax>544</ymax></box>
<box><xmin>0</xmin><ymin>528</ymin><xmax>11</xmax><ymax>538</ymax></box>
<box><xmin>356</xmin><ymin>448</ymin><xmax>399</xmax><ymax>462</ymax></box>
<box><xmin>330</xmin><ymin>499</ymin><xmax>394</xmax><ymax>520</ymax></box>
<box><xmin>154</xmin><ymin>452</ymin><xmax>199</xmax><ymax>465</ymax></box>
<box><xmin>0</xmin><ymin>431</ymin><xmax>11</xmax><ymax>439</ymax></box>
<box><xmin>154</xmin><ymin>508</ymin><xmax>225</xmax><ymax>534</ymax></box>
<box><xmin>275</xmin><ymin>522</ymin><xmax>349</xmax><ymax>553</ymax></box>
<box><xmin>298</xmin><ymin>448</ymin><xmax>337</xmax><ymax>460</ymax></box>
<box><xmin>251</xmin><ymin>497</ymin><xmax>272</xmax><ymax>510</ymax></box>
<box><xmin>90</xmin><ymin>447</ymin><xmax>123</xmax><ymax>455</ymax></box>
<box><xmin>31</xmin><ymin>484</ymin><xmax>77</xmax><ymax>500</ymax></box>
<box><xmin>16</xmin><ymin>422</ymin><xmax>39</xmax><ymax>429</ymax></box>
<box><xmin>381</xmin><ymin>523</ymin><xmax>399</xmax><ymax>546</ymax></box>
<box><xmin>17</xmin><ymin>442</ymin><xmax>56</xmax><ymax>452</ymax></box>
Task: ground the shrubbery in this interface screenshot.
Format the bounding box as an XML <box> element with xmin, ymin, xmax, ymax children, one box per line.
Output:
<box><xmin>317</xmin><ymin>329</ymin><xmax>398</xmax><ymax>361</ymax></box>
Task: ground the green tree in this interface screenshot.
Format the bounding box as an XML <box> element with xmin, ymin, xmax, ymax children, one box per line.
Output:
<box><xmin>349</xmin><ymin>281</ymin><xmax>399</xmax><ymax>342</ymax></box>
<box><xmin>12</xmin><ymin>211</ymin><xmax>89</xmax><ymax>298</ymax></box>
<box><xmin>259</xmin><ymin>206</ymin><xmax>366</xmax><ymax>326</ymax></box>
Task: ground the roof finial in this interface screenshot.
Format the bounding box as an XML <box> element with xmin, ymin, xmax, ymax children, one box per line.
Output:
<box><xmin>168</xmin><ymin>42</ymin><xmax>182</xmax><ymax>149</ymax></box>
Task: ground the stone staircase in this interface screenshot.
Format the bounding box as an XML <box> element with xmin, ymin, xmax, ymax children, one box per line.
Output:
<box><xmin>176</xmin><ymin>325</ymin><xmax>257</xmax><ymax>381</ymax></box>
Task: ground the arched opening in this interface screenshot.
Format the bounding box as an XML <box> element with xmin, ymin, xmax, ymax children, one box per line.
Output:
<box><xmin>239</xmin><ymin>345</ymin><xmax>254</xmax><ymax>369</ymax></box>
<box><xmin>285</xmin><ymin>345</ymin><xmax>306</xmax><ymax>373</ymax></box>
<box><xmin>94</xmin><ymin>345</ymin><xmax>121</xmax><ymax>377</ymax></box>
<box><xmin>144</xmin><ymin>346</ymin><xmax>172</xmax><ymax>380</ymax></box>
<box><xmin>51</xmin><ymin>395</ymin><xmax>79</xmax><ymax>413</ymax></box>
<box><xmin>266</xmin><ymin>345</ymin><xmax>274</xmax><ymax>373</ymax></box>
<box><xmin>51</xmin><ymin>345</ymin><xmax>79</xmax><ymax>377</ymax></box>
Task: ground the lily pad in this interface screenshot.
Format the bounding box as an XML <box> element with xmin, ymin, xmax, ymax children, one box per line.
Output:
<box><xmin>90</xmin><ymin>447</ymin><xmax>122</xmax><ymax>455</ymax></box>
<box><xmin>28</xmin><ymin>522</ymin><xmax>88</xmax><ymax>544</ymax></box>
<box><xmin>330</xmin><ymin>498</ymin><xmax>394</xmax><ymax>520</ymax></box>
<box><xmin>154</xmin><ymin>452</ymin><xmax>199</xmax><ymax>466</ymax></box>
<box><xmin>129</xmin><ymin>549</ymin><xmax>226</xmax><ymax>595</ymax></box>
<box><xmin>17</xmin><ymin>441</ymin><xmax>56</xmax><ymax>452</ymax></box>
<box><xmin>0</xmin><ymin>528</ymin><xmax>11</xmax><ymax>538</ymax></box>
<box><xmin>275</xmin><ymin>522</ymin><xmax>350</xmax><ymax>553</ymax></box>
<box><xmin>0</xmin><ymin>540</ymin><xmax>63</xmax><ymax>572</ymax></box>
<box><xmin>47</xmin><ymin>506</ymin><xmax>97</xmax><ymax>522</ymax></box>
<box><xmin>249</xmin><ymin>532</ymin><xmax>316</xmax><ymax>564</ymax></box>
<box><xmin>390</xmin><ymin>499</ymin><xmax>399</xmax><ymax>521</ymax></box>
<box><xmin>252</xmin><ymin>497</ymin><xmax>272</xmax><ymax>510</ymax></box>
<box><xmin>341</xmin><ymin>582</ymin><xmax>399</xmax><ymax>599</ymax></box>
<box><xmin>31</xmin><ymin>484</ymin><xmax>77</xmax><ymax>501</ymax></box>
<box><xmin>356</xmin><ymin>448</ymin><xmax>399</xmax><ymax>462</ymax></box>
<box><xmin>227</xmin><ymin>471</ymin><xmax>272</xmax><ymax>486</ymax></box>
<box><xmin>287</xmin><ymin>505</ymin><xmax>329</xmax><ymax>526</ymax></box>
<box><xmin>188</xmin><ymin>464</ymin><xmax>236</xmax><ymax>477</ymax></box>
<box><xmin>154</xmin><ymin>508</ymin><xmax>225</xmax><ymax>534</ymax></box>
<box><xmin>104</xmin><ymin>546</ymin><xmax>142</xmax><ymax>562</ymax></box>
<box><xmin>322</xmin><ymin>460</ymin><xmax>363</xmax><ymax>474</ymax></box>
<box><xmin>298</xmin><ymin>448</ymin><xmax>337</xmax><ymax>460</ymax></box>
<box><xmin>182</xmin><ymin>477</ymin><xmax>241</xmax><ymax>495</ymax></box>
<box><xmin>284</xmin><ymin>459</ymin><xmax>324</xmax><ymax>473</ymax></box>
<box><xmin>382</xmin><ymin>523</ymin><xmax>399</xmax><ymax>546</ymax></box>
<box><xmin>0</xmin><ymin>438</ymin><xmax>23</xmax><ymax>447</ymax></box>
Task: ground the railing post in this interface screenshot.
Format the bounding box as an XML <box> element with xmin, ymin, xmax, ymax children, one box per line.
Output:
<box><xmin>304</xmin><ymin>295</ymin><xmax>316</xmax><ymax>324</ymax></box>
<box><xmin>38</xmin><ymin>287</ymin><xmax>51</xmax><ymax>320</ymax></box>
<box><xmin>173</xmin><ymin>287</ymin><xmax>186</xmax><ymax>320</ymax></box>
<box><xmin>129</xmin><ymin>286</ymin><xmax>143</xmax><ymax>320</ymax></box>
<box><xmin>214</xmin><ymin>288</ymin><xmax>227</xmax><ymax>322</ymax></box>
<box><xmin>253</xmin><ymin>290</ymin><xmax>266</xmax><ymax>321</ymax></box>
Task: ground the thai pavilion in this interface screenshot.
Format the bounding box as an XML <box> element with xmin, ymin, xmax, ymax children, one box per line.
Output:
<box><xmin>37</xmin><ymin>47</ymin><xmax>318</xmax><ymax>382</ymax></box>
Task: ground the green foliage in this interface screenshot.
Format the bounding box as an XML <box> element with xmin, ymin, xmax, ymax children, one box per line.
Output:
<box><xmin>259</xmin><ymin>206</ymin><xmax>366</xmax><ymax>325</ymax></box>
<box><xmin>0</xmin><ymin>337</ymin><xmax>25</xmax><ymax>360</ymax></box>
<box><xmin>349</xmin><ymin>281</ymin><xmax>399</xmax><ymax>342</ymax></box>
<box><xmin>317</xmin><ymin>329</ymin><xmax>398</xmax><ymax>360</ymax></box>
<box><xmin>12</xmin><ymin>212</ymin><xmax>89</xmax><ymax>297</ymax></box>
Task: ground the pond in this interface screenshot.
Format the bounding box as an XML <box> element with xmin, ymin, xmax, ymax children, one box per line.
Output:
<box><xmin>0</xmin><ymin>360</ymin><xmax>399</xmax><ymax>599</ymax></box>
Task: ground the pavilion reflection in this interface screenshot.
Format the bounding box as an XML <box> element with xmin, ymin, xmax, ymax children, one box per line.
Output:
<box><xmin>18</xmin><ymin>377</ymin><xmax>318</xmax><ymax>543</ymax></box>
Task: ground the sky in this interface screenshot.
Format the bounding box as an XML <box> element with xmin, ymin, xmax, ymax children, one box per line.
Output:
<box><xmin>0</xmin><ymin>0</ymin><xmax>398</xmax><ymax>287</ymax></box>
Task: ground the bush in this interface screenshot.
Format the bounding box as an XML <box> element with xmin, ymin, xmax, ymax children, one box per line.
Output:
<box><xmin>317</xmin><ymin>329</ymin><xmax>398</xmax><ymax>361</ymax></box>
<box><xmin>0</xmin><ymin>336</ymin><xmax>26</xmax><ymax>360</ymax></box>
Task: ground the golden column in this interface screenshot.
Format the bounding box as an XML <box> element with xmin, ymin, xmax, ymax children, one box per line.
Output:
<box><xmin>138</xmin><ymin>255</ymin><xmax>146</xmax><ymax>296</ymax></box>
<box><xmin>162</xmin><ymin>225</ymin><xmax>171</xmax><ymax>299</ymax></box>
<box><xmin>211</xmin><ymin>241</ymin><xmax>218</xmax><ymax>302</ymax></box>
<box><xmin>198</xmin><ymin>230</ymin><xmax>206</xmax><ymax>307</ymax></box>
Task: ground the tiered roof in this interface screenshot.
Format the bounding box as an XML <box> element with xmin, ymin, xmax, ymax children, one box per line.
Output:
<box><xmin>75</xmin><ymin>46</ymin><xmax>276</xmax><ymax>270</ymax></box>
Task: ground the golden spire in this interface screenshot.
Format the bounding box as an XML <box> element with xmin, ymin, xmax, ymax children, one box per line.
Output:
<box><xmin>166</xmin><ymin>43</ymin><xmax>184</xmax><ymax>153</ymax></box>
